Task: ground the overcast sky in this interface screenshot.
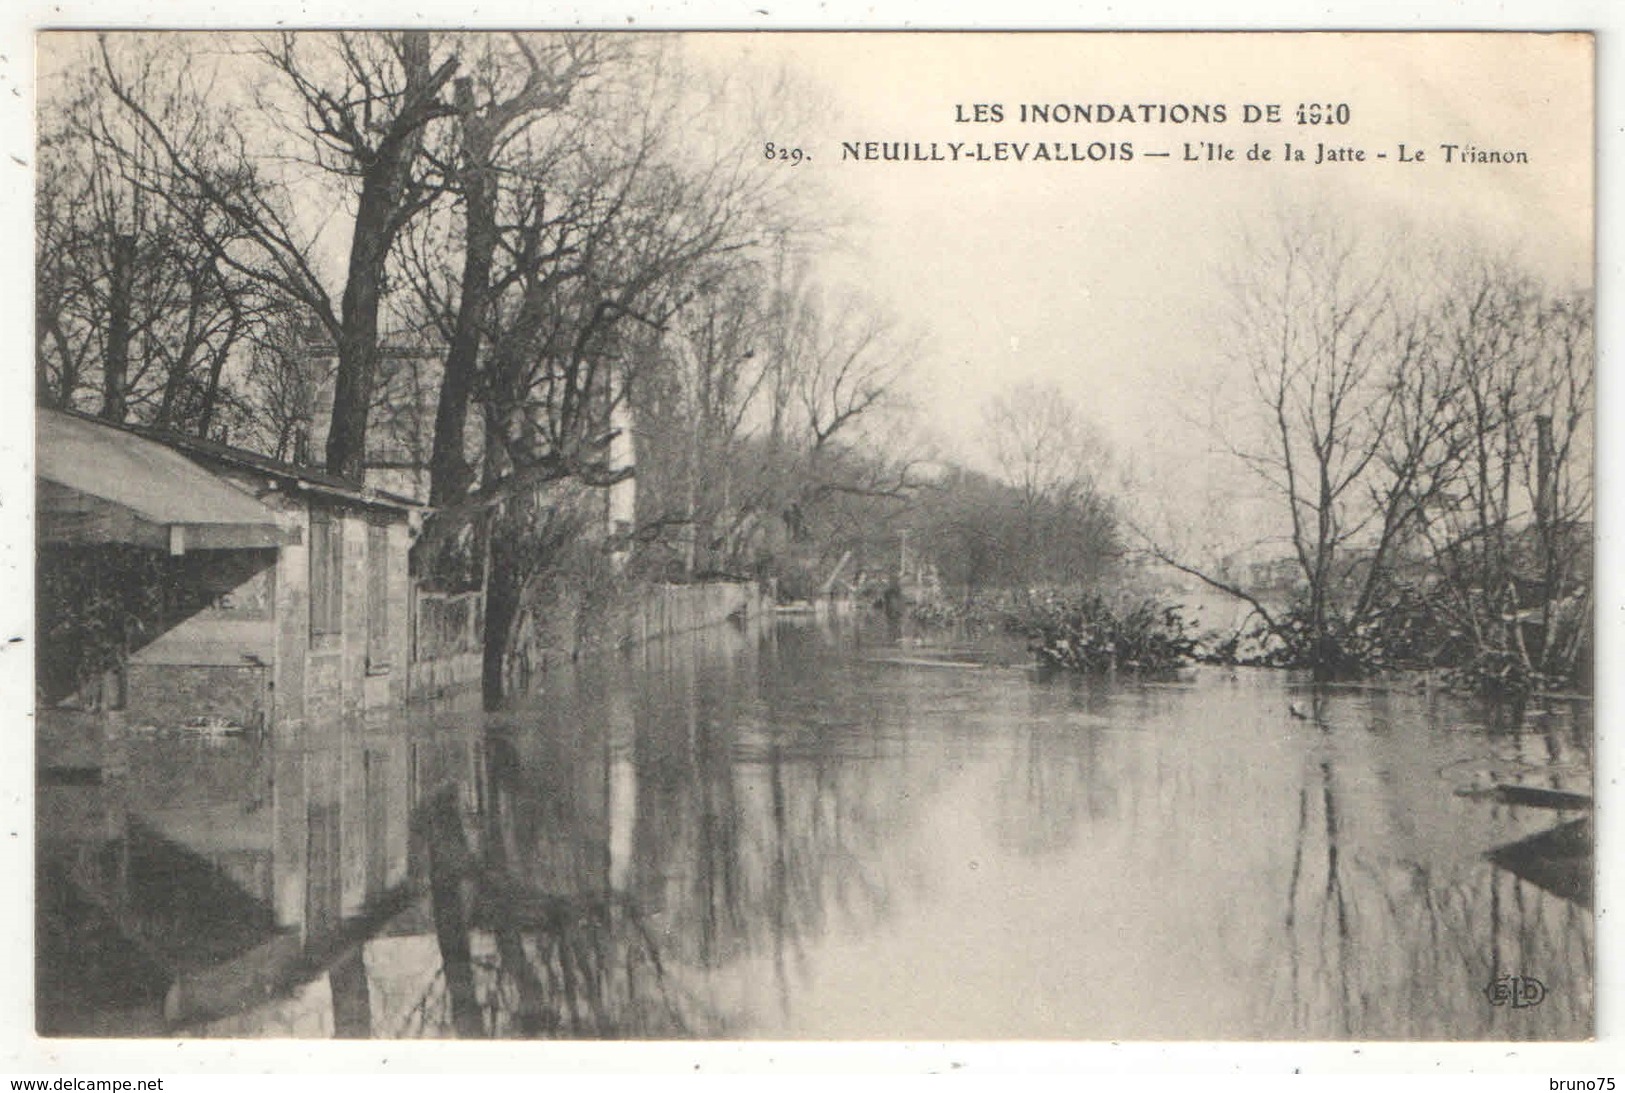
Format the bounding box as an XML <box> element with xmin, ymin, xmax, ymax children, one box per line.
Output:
<box><xmin>28</xmin><ymin>30</ymin><xmax>1596</xmax><ymax>551</ymax></box>
<box><xmin>3</xmin><ymin>9</ymin><xmax>1620</xmax><ymax>1078</ymax></box>
<box><xmin>682</xmin><ymin>32</ymin><xmax>1594</xmax><ymax>543</ymax></box>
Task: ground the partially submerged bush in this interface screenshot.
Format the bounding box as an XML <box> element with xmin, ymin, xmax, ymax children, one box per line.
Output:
<box><xmin>910</xmin><ymin>581</ymin><xmax>1587</xmax><ymax>696</ymax></box>
<box><xmin>909</xmin><ymin>589</ymin><xmax>1196</xmax><ymax>671</ymax></box>
<box><xmin>908</xmin><ymin>591</ymin><xmax>1026</xmax><ymax>633</ymax></box>
<box><xmin>1444</xmin><ymin>649</ymin><xmax>1556</xmax><ymax>701</ymax></box>
<box><xmin>1232</xmin><ymin>585</ymin><xmax>1572</xmax><ymax>695</ymax></box>
<box><xmin>1025</xmin><ymin>592</ymin><xmax>1196</xmax><ymax>672</ymax></box>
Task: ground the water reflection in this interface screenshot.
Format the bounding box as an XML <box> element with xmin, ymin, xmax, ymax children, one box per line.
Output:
<box><xmin>36</xmin><ymin>617</ymin><xmax>1592</xmax><ymax>1040</ymax></box>
<box><xmin>1266</xmin><ymin>688</ymin><xmax>1593</xmax><ymax>1040</ymax></box>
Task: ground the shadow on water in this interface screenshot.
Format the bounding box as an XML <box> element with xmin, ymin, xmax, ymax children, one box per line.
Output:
<box><xmin>36</xmin><ymin>616</ymin><xmax>1593</xmax><ymax>1040</ymax></box>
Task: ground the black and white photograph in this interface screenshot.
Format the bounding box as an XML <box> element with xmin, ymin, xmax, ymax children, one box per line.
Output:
<box><xmin>21</xmin><ymin>27</ymin><xmax>1597</xmax><ymax>1050</ymax></box>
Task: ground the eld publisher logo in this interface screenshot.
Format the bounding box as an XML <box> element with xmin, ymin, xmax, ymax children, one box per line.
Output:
<box><xmin>1485</xmin><ymin>974</ymin><xmax>1547</xmax><ymax>1008</ymax></box>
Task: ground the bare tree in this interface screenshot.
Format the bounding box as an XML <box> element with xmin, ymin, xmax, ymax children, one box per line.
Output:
<box><xmin>981</xmin><ymin>380</ymin><xmax>1111</xmax><ymax>586</ymax></box>
<box><xmin>1143</xmin><ymin>212</ymin><xmax>1446</xmax><ymax>672</ymax></box>
<box><xmin>1154</xmin><ymin>209</ymin><xmax>1592</xmax><ymax>688</ymax></box>
<box><xmin>1231</xmin><ymin>215</ymin><xmax>1407</xmax><ymax>669</ymax></box>
<box><xmin>95</xmin><ymin>31</ymin><xmax>459</xmax><ymax>477</ymax></box>
<box><xmin>636</xmin><ymin>266</ymin><xmax>771</xmax><ymax>575</ymax></box>
<box><xmin>736</xmin><ymin>278</ymin><xmax>920</xmax><ymax>562</ymax></box>
<box><xmin>984</xmin><ymin>381</ymin><xmax>1104</xmax><ymax>510</ymax></box>
<box><xmin>422</xmin><ymin>33</ymin><xmax>619</xmax><ymax>507</ymax></box>
<box><xmin>1414</xmin><ymin>261</ymin><xmax>1594</xmax><ymax>688</ymax></box>
<box><xmin>35</xmin><ymin>113</ymin><xmax>98</xmax><ymax>408</ymax></box>
<box><xmin>37</xmin><ymin>38</ymin><xmax>268</xmax><ymax>436</ymax></box>
<box><xmin>237</xmin><ymin>312</ymin><xmax>332</xmax><ymax>462</ymax></box>
<box><xmin>624</xmin><ymin>250</ymin><xmax>923</xmax><ymax>591</ymax></box>
<box><xmin>389</xmin><ymin>48</ymin><xmax>804</xmax><ymax>701</ymax></box>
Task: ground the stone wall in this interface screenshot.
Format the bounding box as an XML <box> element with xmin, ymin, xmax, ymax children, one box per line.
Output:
<box><xmin>123</xmin><ymin>663</ymin><xmax>269</xmax><ymax>730</ymax></box>
<box><xmin>625</xmin><ymin>581</ymin><xmax>766</xmax><ymax>647</ymax></box>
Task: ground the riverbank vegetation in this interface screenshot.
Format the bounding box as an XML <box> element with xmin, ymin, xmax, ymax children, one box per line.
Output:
<box><xmin>35</xmin><ymin>36</ymin><xmax>1592</xmax><ymax>705</ymax></box>
<box><xmin>909</xmin><ymin>590</ymin><xmax>1195</xmax><ymax>673</ymax></box>
<box><xmin>1142</xmin><ymin>212</ymin><xmax>1593</xmax><ymax>698</ymax></box>
<box><xmin>36</xmin><ymin>32</ymin><xmax>920</xmax><ymax>705</ymax></box>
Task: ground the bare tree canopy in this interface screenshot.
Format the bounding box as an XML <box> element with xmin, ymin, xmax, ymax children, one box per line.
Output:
<box><xmin>1146</xmin><ymin>207</ymin><xmax>1593</xmax><ymax>688</ymax></box>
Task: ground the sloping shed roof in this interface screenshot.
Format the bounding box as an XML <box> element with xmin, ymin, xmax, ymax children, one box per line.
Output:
<box><xmin>37</xmin><ymin>408</ymin><xmax>290</xmax><ymax>551</ymax></box>
<box><xmin>129</xmin><ymin>420</ymin><xmax>420</xmax><ymax>513</ymax></box>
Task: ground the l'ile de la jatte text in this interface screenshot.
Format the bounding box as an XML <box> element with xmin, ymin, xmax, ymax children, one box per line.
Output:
<box><xmin>805</xmin><ymin>101</ymin><xmax>1530</xmax><ymax>167</ymax></box>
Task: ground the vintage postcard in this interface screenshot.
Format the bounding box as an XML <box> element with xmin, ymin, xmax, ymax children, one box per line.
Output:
<box><xmin>21</xmin><ymin>27</ymin><xmax>1596</xmax><ymax>1057</ymax></box>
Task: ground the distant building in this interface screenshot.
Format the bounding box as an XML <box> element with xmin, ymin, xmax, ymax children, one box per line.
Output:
<box><xmin>38</xmin><ymin>407</ymin><xmax>420</xmax><ymax>732</ymax></box>
<box><xmin>1245</xmin><ymin>555</ymin><xmax>1306</xmax><ymax>595</ymax></box>
<box><xmin>295</xmin><ymin>340</ymin><xmax>446</xmax><ymax>505</ymax></box>
<box><xmin>302</xmin><ymin>339</ymin><xmax>634</xmax><ymax>547</ymax></box>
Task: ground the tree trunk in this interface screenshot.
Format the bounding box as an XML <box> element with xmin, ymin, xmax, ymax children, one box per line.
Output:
<box><xmin>428</xmin><ymin>79</ymin><xmax>496</xmax><ymax>508</ymax></box>
<box><xmin>324</xmin><ymin>37</ymin><xmax>451</xmax><ymax>479</ymax></box>
<box><xmin>195</xmin><ymin>317</ymin><xmax>241</xmax><ymax>439</ymax></box>
<box><xmin>327</xmin><ymin>949</ymin><xmax>373</xmax><ymax>1037</ymax></box>
<box><xmin>1535</xmin><ymin>413</ymin><xmax>1556</xmax><ymax>670</ymax></box>
<box><xmin>481</xmin><ymin>532</ymin><xmax>523</xmax><ymax>710</ymax></box>
<box><xmin>154</xmin><ymin>280</ymin><xmax>204</xmax><ymax>431</ymax></box>
<box><xmin>1309</xmin><ymin>459</ymin><xmax>1337</xmax><ymax>678</ymax></box>
<box><xmin>324</xmin><ymin>178</ymin><xmax>395</xmax><ymax>478</ymax></box>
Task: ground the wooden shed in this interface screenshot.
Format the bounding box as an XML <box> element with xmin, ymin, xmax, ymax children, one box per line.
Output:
<box><xmin>38</xmin><ymin>408</ymin><xmax>419</xmax><ymax>733</ymax></box>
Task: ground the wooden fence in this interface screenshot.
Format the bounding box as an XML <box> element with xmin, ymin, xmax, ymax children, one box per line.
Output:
<box><xmin>408</xmin><ymin>588</ymin><xmax>483</xmax><ymax>701</ymax></box>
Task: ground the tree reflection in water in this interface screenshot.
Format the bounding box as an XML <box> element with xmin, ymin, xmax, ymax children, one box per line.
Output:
<box><xmin>398</xmin><ymin>620</ymin><xmax>910</xmax><ymax>1037</ymax></box>
<box><xmin>1270</xmin><ymin>688</ymin><xmax>1592</xmax><ymax>1040</ymax></box>
<box><xmin>36</xmin><ymin>621</ymin><xmax>1593</xmax><ymax>1040</ymax></box>
<box><xmin>406</xmin><ymin>780</ymin><xmax>699</xmax><ymax>1039</ymax></box>
<box><xmin>614</xmin><ymin>621</ymin><xmax>908</xmax><ymax>1025</ymax></box>
<box><xmin>992</xmin><ymin>676</ymin><xmax>1121</xmax><ymax>857</ymax></box>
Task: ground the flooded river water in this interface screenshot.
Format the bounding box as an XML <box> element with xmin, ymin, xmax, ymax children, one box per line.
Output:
<box><xmin>37</xmin><ymin>616</ymin><xmax>1593</xmax><ymax>1040</ymax></box>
